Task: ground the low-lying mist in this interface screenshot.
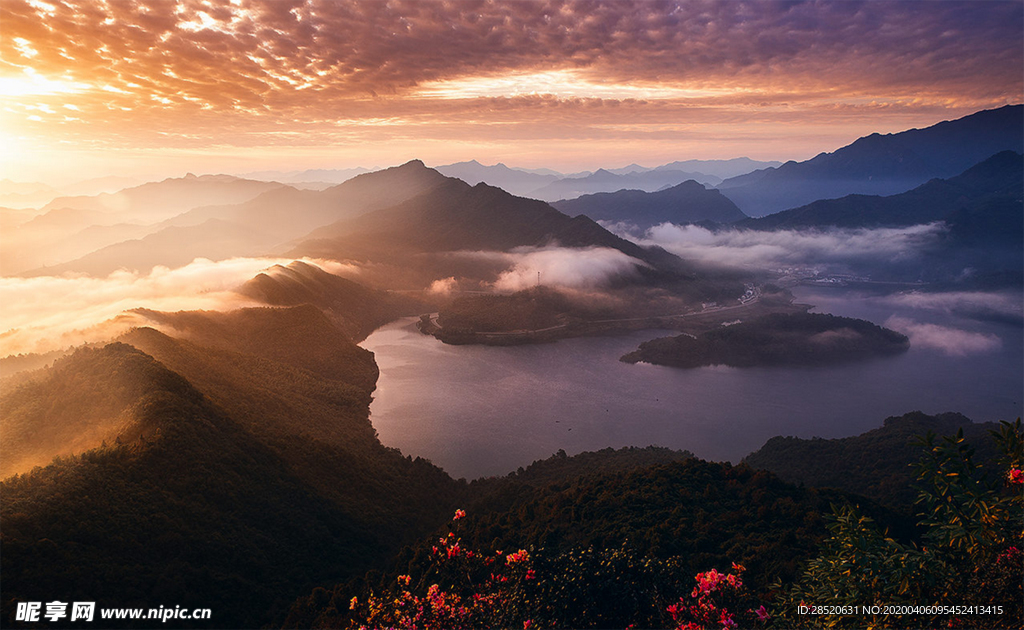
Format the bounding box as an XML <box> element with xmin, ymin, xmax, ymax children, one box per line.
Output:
<box><xmin>625</xmin><ymin>222</ymin><xmax>946</xmax><ymax>271</ymax></box>
<box><xmin>0</xmin><ymin>257</ymin><xmax>358</xmax><ymax>357</ymax></box>
<box><xmin>883</xmin><ymin>316</ymin><xmax>1003</xmax><ymax>356</ymax></box>
<box><xmin>448</xmin><ymin>246</ymin><xmax>649</xmax><ymax>292</ymax></box>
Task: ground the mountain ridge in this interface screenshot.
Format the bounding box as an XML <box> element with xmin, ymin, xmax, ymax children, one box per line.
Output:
<box><xmin>718</xmin><ymin>104</ymin><xmax>1024</xmax><ymax>216</ymax></box>
<box><xmin>552</xmin><ymin>179</ymin><xmax>748</xmax><ymax>230</ymax></box>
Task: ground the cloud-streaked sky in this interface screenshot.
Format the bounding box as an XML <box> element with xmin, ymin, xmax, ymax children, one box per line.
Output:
<box><xmin>2</xmin><ymin>0</ymin><xmax>1021</xmax><ymax>182</ymax></box>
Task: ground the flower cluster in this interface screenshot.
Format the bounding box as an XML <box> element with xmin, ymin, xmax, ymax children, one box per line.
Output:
<box><xmin>1007</xmin><ymin>468</ymin><xmax>1022</xmax><ymax>485</ymax></box>
<box><xmin>349</xmin><ymin>511</ymin><xmax>536</xmax><ymax>630</ymax></box>
<box><xmin>506</xmin><ymin>549</ymin><xmax>530</xmax><ymax>565</ymax></box>
<box><xmin>667</xmin><ymin>563</ymin><xmax>769</xmax><ymax>630</ymax></box>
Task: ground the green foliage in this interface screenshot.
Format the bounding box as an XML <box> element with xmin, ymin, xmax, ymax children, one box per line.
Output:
<box><xmin>774</xmin><ymin>420</ymin><xmax>1023</xmax><ymax>629</ymax></box>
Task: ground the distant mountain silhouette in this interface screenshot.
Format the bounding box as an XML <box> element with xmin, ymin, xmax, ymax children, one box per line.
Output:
<box><xmin>22</xmin><ymin>218</ymin><xmax>278</xmax><ymax>277</ymax></box>
<box><xmin>162</xmin><ymin>159</ymin><xmax>451</xmax><ymax>243</ymax></box>
<box><xmin>435</xmin><ymin>160</ymin><xmax>560</xmax><ymax>196</ymax></box>
<box><xmin>738</xmin><ymin>151</ymin><xmax>1023</xmax><ymax>287</ymax></box>
<box><xmin>552</xmin><ymin>180</ymin><xmax>748</xmax><ymax>230</ymax></box>
<box><xmin>528</xmin><ymin>168</ymin><xmax>721</xmax><ymax>202</ymax></box>
<box><xmin>740</xmin><ymin>151</ymin><xmax>1023</xmax><ymax>230</ymax></box>
<box><xmin>40</xmin><ymin>174</ymin><xmax>284</xmax><ymax>223</ymax></box>
<box><xmin>241</xmin><ymin>166</ymin><xmax>371</xmax><ymax>184</ymax></box>
<box><xmin>719</xmin><ymin>105</ymin><xmax>1024</xmax><ymax>216</ymax></box>
<box><xmin>653</xmin><ymin>158</ymin><xmax>783</xmax><ymax>179</ymax></box>
<box><xmin>291</xmin><ymin>178</ymin><xmax>671</xmax><ymax>268</ymax></box>
<box><xmin>24</xmin><ymin>161</ymin><xmax>451</xmax><ymax>276</ymax></box>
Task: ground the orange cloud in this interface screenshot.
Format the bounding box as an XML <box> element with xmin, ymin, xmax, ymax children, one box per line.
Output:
<box><xmin>1</xmin><ymin>0</ymin><xmax>1020</xmax><ymax>179</ymax></box>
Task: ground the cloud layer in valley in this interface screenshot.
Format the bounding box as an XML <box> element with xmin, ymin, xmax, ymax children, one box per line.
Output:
<box><xmin>0</xmin><ymin>256</ymin><xmax>357</xmax><ymax>356</ymax></box>
<box><xmin>884</xmin><ymin>316</ymin><xmax>1003</xmax><ymax>356</ymax></box>
<box><xmin>448</xmin><ymin>246</ymin><xmax>648</xmax><ymax>293</ymax></box>
<box><xmin>632</xmin><ymin>223</ymin><xmax>945</xmax><ymax>271</ymax></box>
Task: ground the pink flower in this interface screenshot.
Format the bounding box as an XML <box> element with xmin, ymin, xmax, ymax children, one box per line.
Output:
<box><xmin>523</xmin><ymin>620</ymin><xmax>532</xmax><ymax>630</ymax></box>
<box><xmin>752</xmin><ymin>605</ymin><xmax>770</xmax><ymax>622</ymax></box>
<box><xmin>997</xmin><ymin>546</ymin><xmax>1021</xmax><ymax>563</ymax></box>
<box><xmin>525</xmin><ymin>569</ymin><xmax>536</xmax><ymax>580</ymax></box>
<box><xmin>1008</xmin><ymin>468</ymin><xmax>1023</xmax><ymax>484</ymax></box>
<box><xmin>719</xmin><ymin>610</ymin><xmax>737</xmax><ymax>629</ymax></box>
<box><xmin>454</xmin><ymin>509</ymin><xmax>466</xmax><ymax>520</ymax></box>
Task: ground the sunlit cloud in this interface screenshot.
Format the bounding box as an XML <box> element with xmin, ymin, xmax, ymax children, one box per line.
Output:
<box><xmin>0</xmin><ymin>0</ymin><xmax>1020</xmax><ymax>181</ymax></box>
<box><xmin>0</xmin><ymin>71</ymin><xmax>91</xmax><ymax>97</ymax></box>
<box><xmin>449</xmin><ymin>246</ymin><xmax>648</xmax><ymax>292</ymax></box>
<box><xmin>415</xmin><ymin>69</ymin><xmax>732</xmax><ymax>101</ymax></box>
<box><xmin>0</xmin><ymin>256</ymin><xmax>351</xmax><ymax>356</ymax></box>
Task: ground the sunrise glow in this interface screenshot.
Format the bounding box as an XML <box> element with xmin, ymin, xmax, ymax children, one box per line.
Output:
<box><xmin>1</xmin><ymin>0</ymin><xmax>1021</xmax><ymax>181</ymax></box>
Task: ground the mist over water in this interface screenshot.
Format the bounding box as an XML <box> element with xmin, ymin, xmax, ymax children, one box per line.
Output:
<box><xmin>362</xmin><ymin>286</ymin><xmax>1023</xmax><ymax>479</ymax></box>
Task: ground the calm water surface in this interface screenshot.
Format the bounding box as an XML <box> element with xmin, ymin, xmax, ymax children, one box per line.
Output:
<box><xmin>361</xmin><ymin>287</ymin><xmax>1023</xmax><ymax>479</ymax></box>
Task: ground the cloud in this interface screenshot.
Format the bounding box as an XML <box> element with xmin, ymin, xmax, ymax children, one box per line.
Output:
<box><xmin>2</xmin><ymin>0</ymin><xmax>1020</xmax><ymax>176</ymax></box>
<box><xmin>876</xmin><ymin>291</ymin><xmax>1024</xmax><ymax>325</ymax></box>
<box><xmin>449</xmin><ymin>246</ymin><xmax>647</xmax><ymax>292</ymax></box>
<box><xmin>0</xmin><ymin>256</ymin><xmax>353</xmax><ymax>356</ymax></box>
<box><xmin>632</xmin><ymin>223</ymin><xmax>945</xmax><ymax>270</ymax></box>
<box><xmin>428</xmin><ymin>276</ymin><xmax>458</xmax><ymax>295</ymax></box>
<box><xmin>884</xmin><ymin>316</ymin><xmax>1003</xmax><ymax>356</ymax></box>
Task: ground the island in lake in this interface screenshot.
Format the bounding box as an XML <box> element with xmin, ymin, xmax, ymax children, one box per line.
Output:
<box><xmin>621</xmin><ymin>312</ymin><xmax>910</xmax><ymax>368</ymax></box>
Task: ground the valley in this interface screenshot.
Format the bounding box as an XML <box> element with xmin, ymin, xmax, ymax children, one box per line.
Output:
<box><xmin>2</xmin><ymin>103</ymin><xmax>1021</xmax><ymax>629</ymax></box>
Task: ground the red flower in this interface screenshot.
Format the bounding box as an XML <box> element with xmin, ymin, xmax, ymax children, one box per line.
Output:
<box><xmin>1008</xmin><ymin>468</ymin><xmax>1023</xmax><ymax>484</ymax></box>
<box><xmin>454</xmin><ymin>509</ymin><xmax>466</xmax><ymax>520</ymax></box>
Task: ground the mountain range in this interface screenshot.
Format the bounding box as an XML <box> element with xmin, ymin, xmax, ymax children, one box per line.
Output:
<box><xmin>434</xmin><ymin>160</ymin><xmax>561</xmax><ymax>196</ymax></box>
<box><xmin>528</xmin><ymin>168</ymin><xmax>722</xmax><ymax>202</ymax></box>
<box><xmin>718</xmin><ymin>104</ymin><xmax>1024</xmax><ymax>216</ymax></box>
<box><xmin>739</xmin><ymin>150</ymin><xmax>1023</xmax><ymax>230</ymax></box>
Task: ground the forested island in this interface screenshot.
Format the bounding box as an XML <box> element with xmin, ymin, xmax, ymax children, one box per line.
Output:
<box><xmin>621</xmin><ymin>312</ymin><xmax>910</xmax><ymax>368</ymax></box>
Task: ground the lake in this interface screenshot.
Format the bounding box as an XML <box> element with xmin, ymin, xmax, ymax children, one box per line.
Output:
<box><xmin>361</xmin><ymin>286</ymin><xmax>1023</xmax><ymax>479</ymax></box>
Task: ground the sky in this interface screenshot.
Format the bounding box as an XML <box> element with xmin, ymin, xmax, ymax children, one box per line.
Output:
<box><xmin>2</xmin><ymin>0</ymin><xmax>1022</xmax><ymax>183</ymax></box>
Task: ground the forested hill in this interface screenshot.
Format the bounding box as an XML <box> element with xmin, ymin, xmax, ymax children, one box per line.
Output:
<box><xmin>235</xmin><ymin>260</ymin><xmax>424</xmax><ymax>342</ymax></box>
<box><xmin>1</xmin><ymin>308</ymin><xmax>466</xmax><ymax>628</ymax></box>
<box><xmin>286</xmin><ymin>452</ymin><xmax>900</xmax><ymax>629</ymax></box>
<box><xmin>621</xmin><ymin>312</ymin><xmax>909</xmax><ymax>368</ymax></box>
<box><xmin>743</xmin><ymin>410</ymin><xmax>1003</xmax><ymax>509</ymax></box>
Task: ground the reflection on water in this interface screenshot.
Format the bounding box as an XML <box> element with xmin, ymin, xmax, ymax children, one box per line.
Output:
<box><xmin>361</xmin><ymin>287</ymin><xmax>1023</xmax><ymax>479</ymax></box>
